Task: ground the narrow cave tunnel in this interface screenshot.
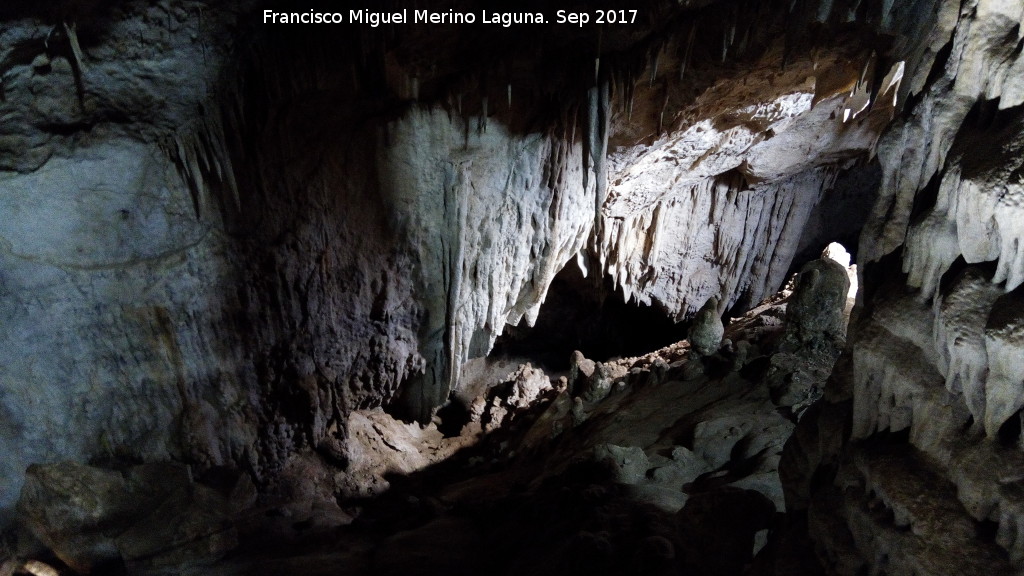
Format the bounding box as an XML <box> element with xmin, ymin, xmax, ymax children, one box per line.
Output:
<box><xmin>2</xmin><ymin>1</ymin><xmax>1024</xmax><ymax>576</ymax></box>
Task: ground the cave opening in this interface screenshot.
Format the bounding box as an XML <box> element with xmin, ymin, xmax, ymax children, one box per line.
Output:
<box><xmin>788</xmin><ymin>161</ymin><xmax>880</xmax><ymax>277</ymax></box>
<box><xmin>489</xmin><ymin>262</ymin><xmax>689</xmax><ymax>372</ymax></box>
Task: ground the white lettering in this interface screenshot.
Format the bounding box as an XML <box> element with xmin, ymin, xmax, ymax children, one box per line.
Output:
<box><xmin>482</xmin><ymin>11</ymin><xmax>545</xmax><ymax>27</ymax></box>
<box><xmin>556</xmin><ymin>10</ymin><xmax>589</xmax><ymax>27</ymax></box>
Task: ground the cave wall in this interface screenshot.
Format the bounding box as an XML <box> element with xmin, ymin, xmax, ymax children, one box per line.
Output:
<box><xmin>0</xmin><ymin>1</ymin><xmax>607</xmax><ymax>518</ymax></box>
<box><xmin>0</xmin><ymin>3</ymin><xmax>249</xmax><ymax>521</ymax></box>
<box><xmin>787</xmin><ymin>0</ymin><xmax>1024</xmax><ymax>573</ymax></box>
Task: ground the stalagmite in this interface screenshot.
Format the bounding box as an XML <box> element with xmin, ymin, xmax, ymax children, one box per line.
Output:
<box><xmin>689</xmin><ymin>297</ymin><xmax>724</xmax><ymax>356</ymax></box>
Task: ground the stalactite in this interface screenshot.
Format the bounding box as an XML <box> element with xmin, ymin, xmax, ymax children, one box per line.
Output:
<box><xmin>680</xmin><ymin>24</ymin><xmax>696</xmax><ymax>81</ymax></box>
<box><xmin>817</xmin><ymin>0</ymin><xmax>834</xmax><ymax>23</ymax></box>
<box><xmin>729</xmin><ymin>10</ymin><xmax>737</xmax><ymax>46</ymax></box>
<box><xmin>847</xmin><ymin>0</ymin><xmax>862</xmax><ymax>22</ymax></box>
<box><xmin>658</xmin><ymin>89</ymin><xmax>670</xmax><ymax>135</ymax></box>
<box><xmin>586</xmin><ymin>80</ymin><xmax>610</xmax><ymax>257</ymax></box>
<box><xmin>650</xmin><ymin>49</ymin><xmax>660</xmax><ymax>87</ymax></box>
<box><xmin>880</xmin><ymin>0</ymin><xmax>895</xmax><ymax>29</ymax></box>
<box><xmin>507</xmin><ymin>83</ymin><xmax>512</xmax><ymax>110</ymax></box>
<box><xmin>61</xmin><ymin>22</ymin><xmax>87</xmax><ymax>110</ymax></box>
<box><xmin>162</xmin><ymin>98</ymin><xmax>242</xmax><ymax>220</ymax></box>
<box><xmin>62</xmin><ymin>21</ymin><xmax>85</xmax><ymax>71</ymax></box>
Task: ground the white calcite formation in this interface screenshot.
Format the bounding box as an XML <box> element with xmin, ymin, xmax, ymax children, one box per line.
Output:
<box><xmin>933</xmin><ymin>268</ymin><xmax>1003</xmax><ymax>424</ymax></box>
<box><xmin>792</xmin><ymin>0</ymin><xmax>1024</xmax><ymax>573</ymax></box>
<box><xmin>601</xmin><ymin>49</ymin><xmax>898</xmax><ymax>317</ymax></box>
<box><xmin>854</xmin><ymin>0</ymin><xmax>1024</xmax><ymax>451</ymax></box>
<box><xmin>375</xmin><ymin>109</ymin><xmax>597</xmax><ymax>420</ymax></box>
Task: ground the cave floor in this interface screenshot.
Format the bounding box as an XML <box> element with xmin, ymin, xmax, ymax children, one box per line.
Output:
<box><xmin>158</xmin><ymin>285</ymin><xmax>832</xmax><ymax>576</ymax></box>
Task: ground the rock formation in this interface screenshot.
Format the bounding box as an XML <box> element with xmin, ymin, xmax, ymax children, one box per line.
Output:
<box><xmin>688</xmin><ymin>297</ymin><xmax>724</xmax><ymax>356</ymax></box>
<box><xmin>0</xmin><ymin>0</ymin><xmax>1022</xmax><ymax>574</ymax></box>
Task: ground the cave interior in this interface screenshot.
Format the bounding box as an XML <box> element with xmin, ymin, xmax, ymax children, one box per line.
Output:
<box><xmin>2</xmin><ymin>0</ymin><xmax>1024</xmax><ymax>575</ymax></box>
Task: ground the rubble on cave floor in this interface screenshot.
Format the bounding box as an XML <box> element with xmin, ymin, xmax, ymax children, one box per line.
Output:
<box><xmin>2</xmin><ymin>255</ymin><xmax>852</xmax><ymax>576</ymax></box>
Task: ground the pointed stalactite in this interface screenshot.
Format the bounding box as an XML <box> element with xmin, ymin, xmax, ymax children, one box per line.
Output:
<box><xmin>781</xmin><ymin>36</ymin><xmax>790</xmax><ymax>70</ymax></box>
<box><xmin>680</xmin><ymin>24</ymin><xmax>696</xmax><ymax>81</ymax></box>
<box><xmin>816</xmin><ymin>0</ymin><xmax>833</xmax><ymax>23</ymax></box>
<box><xmin>848</xmin><ymin>0</ymin><xmax>863</xmax><ymax>22</ymax></box>
<box><xmin>729</xmin><ymin>9</ymin><xmax>737</xmax><ymax>46</ymax></box>
<box><xmin>166</xmin><ymin>136</ymin><xmax>199</xmax><ymax>220</ymax></box>
<box><xmin>586</xmin><ymin>79</ymin><xmax>611</xmax><ymax>255</ymax></box>
<box><xmin>62</xmin><ymin>22</ymin><xmax>87</xmax><ymax>110</ymax></box>
<box><xmin>880</xmin><ymin>0</ymin><xmax>895</xmax><ymax>29</ymax></box>
<box><xmin>658</xmin><ymin>88</ymin><xmax>670</xmax><ymax>136</ymax></box>
<box><xmin>650</xmin><ymin>49</ymin><xmax>660</xmax><ymax>87</ymax></box>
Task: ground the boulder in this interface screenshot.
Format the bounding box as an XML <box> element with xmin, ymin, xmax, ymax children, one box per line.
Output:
<box><xmin>15</xmin><ymin>462</ymin><xmax>238</xmax><ymax>573</ymax></box>
<box><xmin>591</xmin><ymin>444</ymin><xmax>650</xmax><ymax>485</ymax></box>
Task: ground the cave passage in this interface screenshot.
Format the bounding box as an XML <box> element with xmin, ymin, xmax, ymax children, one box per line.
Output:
<box><xmin>490</xmin><ymin>263</ymin><xmax>690</xmax><ymax>371</ymax></box>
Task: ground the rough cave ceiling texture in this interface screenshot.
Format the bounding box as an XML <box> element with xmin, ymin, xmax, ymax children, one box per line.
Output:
<box><xmin>1</xmin><ymin>0</ymin><xmax>1023</xmax><ymax>572</ymax></box>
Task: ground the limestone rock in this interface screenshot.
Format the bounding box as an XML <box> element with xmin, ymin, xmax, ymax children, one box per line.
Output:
<box><xmin>114</xmin><ymin>485</ymin><xmax>236</xmax><ymax>570</ymax></box>
<box><xmin>0</xmin><ymin>0</ymin><xmax>908</xmax><ymax>522</ymax></box>
<box><xmin>15</xmin><ymin>461</ymin><xmax>237</xmax><ymax>573</ymax></box>
<box><xmin>568</xmin><ymin>351</ymin><xmax>597</xmax><ymax>395</ymax></box>
<box><xmin>783</xmin><ymin>258</ymin><xmax>851</xmax><ymax>351</ymax></box>
<box><xmin>689</xmin><ymin>297</ymin><xmax>724</xmax><ymax>356</ymax></box>
<box><xmin>933</xmin><ymin>268</ymin><xmax>1003</xmax><ymax>423</ymax></box>
<box><xmin>983</xmin><ymin>290</ymin><xmax>1024</xmax><ymax>438</ymax></box>
<box><xmin>579</xmin><ymin>362</ymin><xmax>615</xmax><ymax>404</ymax></box>
<box><xmin>766</xmin><ymin>257</ymin><xmax>850</xmax><ymax>409</ymax></box>
<box><xmin>591</xmin><ymin>444</ymin><xmax>650</xmax><ymax>485</ymax></box>
<box><xmin>15</xmin><ymin>463</ymin><xmax>134</xmax><ymax>573</ymax></box>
